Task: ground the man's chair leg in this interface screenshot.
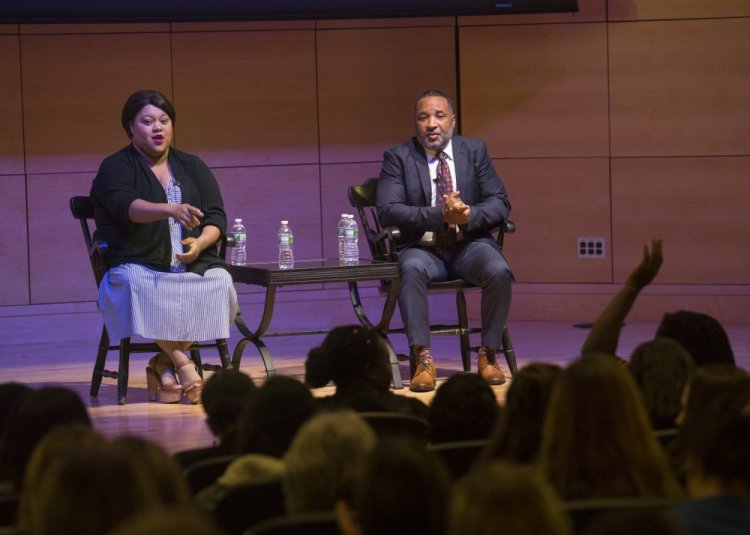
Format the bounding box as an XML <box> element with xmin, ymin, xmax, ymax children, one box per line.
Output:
<box><xmin>502</xmin><ymin>325</ymin><xmax>518</xmax><ymax>375</ymax></box>
<box><xmin>456</xmin><ymin>290</ymin><xmax>472</xmax><ymax>372</ymax></box>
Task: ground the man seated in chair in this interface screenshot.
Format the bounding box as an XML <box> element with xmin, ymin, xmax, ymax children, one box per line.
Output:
<box><xmin>376</xmin><ymin>89</ymin><xmax>513</xmax><ymax>392</ymax></box>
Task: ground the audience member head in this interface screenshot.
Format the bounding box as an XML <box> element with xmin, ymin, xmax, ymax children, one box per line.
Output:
<box><xmin>678</xmin><ymin>365</ymin><xmax>750</xmax><ymax>429</ymax></box>
<box><xmin>0</xmin><ymin>386</ymin><xmax>91</xmax><ymax>491</ymax></box>
<box><xmin>629</xmin><ymin>338</ymin><xmax>695</xmax><ymax>430</ymax></box>
<box><xmin>0</xmin><ymin>382</ymin><xmax>32</xmax><ymax>437</ymax></box>
<box><xmin>677</xmin><ymin>365</ymin><xmax>750</xmax><ymax>497</ymax></box>
<box><xmin>683</xmin><ymin>409</ymin><xmax>750</xmax><ymax>500</ymax></box>
<box><xmin>26</xmin><ymin>440</ymin><xmax>162</xmax><ymax>535</ymax></box>
<box><xmin>428</xmin><ymin>373</ymin><xmax>500</xmax><ymax>444</ymax></box>
<box><xmin>0</xmin><ymin>382</ymin><xmax>32</xmax><ymax>481</ymax></box>
<box><xmin>540</xmin><ymin>356</ymin><xmax>680</xmax><ymax>500</ymax></box>
<box><xmin>305</xmin><ymin>325</ymin><xmax>392</xmax><ymax>392</ymax></box>
<box><xmin>283</xmin><ymin>410</ymin><xmax>376</xmax><ymax>514</ymax></box>
<box><xmin>237</xmin><ymin>374</ymin><xmax>317</xmax><ymax>458</ymax></box>
<box><xmin>485</xmin><ymin>362</ymin><xmax>562</xmax><ymax>464</ymax></box>
<box><xmin>110</xmin><ymin>435</ymin><xmax>189</xmax><ymax>506</ymax></box>
<box><xmin>340</xmin><ymin>437</ymin><xmax>450</xmax><ymax>535</ymax></box>
<box><xmin>17</xmin><ymin>423</ymin><xmax>105</xmax><ymax>530</ymax></box>
<box><xmin>201</xmin><ymin>369</ymin><xmax>257</xmax><ymax>447</ymax></box>
<box><xmin>448</xmin><ymin>460</ymin><xmax>571</xmax><ymax>535</ymax></box>
<box><xmin>656</xmin><ymin>310</ymin><xmax>735</xmax><ymax>366</ymax></box>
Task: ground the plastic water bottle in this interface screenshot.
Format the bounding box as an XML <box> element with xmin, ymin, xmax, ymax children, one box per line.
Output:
<box><xmin>277</xmin><ymin>220</ymin><xmax>294</xmax><ymax>269</ymax></box>
<box><xmin>230</xmin><ymin>218</ymin><xmax>247</xmax><ymax>265</ymax></box>
<box><xmin>337</xmin><ymin>213</ymin><xmax>348</xmax><ymax>263</ymax></box>
<box><xmin>342</xmin><ymin>215</ymin><xmax>359</xmax><ymax>266</ymax></box>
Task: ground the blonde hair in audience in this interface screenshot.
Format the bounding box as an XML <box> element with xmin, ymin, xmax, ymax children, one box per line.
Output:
<box><xmin>448</xmin><ymin>460</ymin><xmax>571</xmax><ymax>535</ymax></box>
<box><xmin>283</xmin><ymin>410</ymin><xmax>376</xmax><ymax>514</ymax></box>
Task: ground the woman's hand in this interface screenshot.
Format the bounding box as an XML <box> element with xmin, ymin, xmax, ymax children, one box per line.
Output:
<box><xmin>176</xmin><ymin>225</ymin><xmax>221</xmax><ymax>265</ymax></box>
<box><xmin>176</xmin><ymin>237</ymin><xmax>203</xmax><ymax>265</ymax></box>
<box><xmin>170</xmin><ymin>203</ymin><xmax>204</xmax><ymax>230</ymax></box>
<box><xmin>625</xmin><ymin>239</ymin><xmax>663</xmax><ymax>292</ymax></box>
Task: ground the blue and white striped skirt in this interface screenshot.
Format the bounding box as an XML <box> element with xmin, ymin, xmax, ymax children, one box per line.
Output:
<box><xmin>97</xmin><ymin>264</ymin><xmax>239</xmax><ymax>342</ymax></box>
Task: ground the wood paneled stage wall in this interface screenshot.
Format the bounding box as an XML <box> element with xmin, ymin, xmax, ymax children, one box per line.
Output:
<box><xmin>1</xmin><ymin>0</ymin><xmax>749</xmax><ymax>347</ymax></box>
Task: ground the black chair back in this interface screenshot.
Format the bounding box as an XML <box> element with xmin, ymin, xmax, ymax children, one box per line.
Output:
<box><xmin>214</xmin><ymin>479</ymin><xmax>285</xmax><ymax>535</ymax></box>
<box><xmin>428</xmin><ymin>439</ymin><xmax>491</xmax><ymax>481</ymax></box>
<box><xmin>248</xmin><ymin>511</ymin><xmax>341</xmax><ymax>535</ymax></box>
<box><xmin>182</xmin><ymin>454</ymin><xmax>240</xmax><ymax>496</ymax></box>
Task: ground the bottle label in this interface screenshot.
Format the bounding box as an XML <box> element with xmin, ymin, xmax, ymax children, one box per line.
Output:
<box><xmin>344</xmin><ymin>229</ymin><xmax>355</xmax><ymax>238</ymax></box>
<box><xmin>234</xmin><ymin>232</ymin><xmax>246</xmax><ymax>243</ymax></box>
<box><xmin>279</xmin><ymin>235</ymin><xmax>293</xmax><ymax>245</ymax></box>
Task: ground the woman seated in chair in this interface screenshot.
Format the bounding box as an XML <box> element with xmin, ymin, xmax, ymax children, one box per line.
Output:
<box><xmin>90</xmin><ymin>89</ymin><xmax>238</xmax><ymax>404</ymax></box>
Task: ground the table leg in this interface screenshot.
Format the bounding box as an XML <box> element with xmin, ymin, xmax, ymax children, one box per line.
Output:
<box><xmin>348</xmin><ymin>278</ymin><xmax>403</xmax><ymax>389</ymax></box>
<box><xmin>232</xmin><ymin>287</ymin><xmax>278</xmax><ymax>377</ymax></box>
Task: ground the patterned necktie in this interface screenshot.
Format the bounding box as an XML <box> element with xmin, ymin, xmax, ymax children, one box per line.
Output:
<box><xmin>435</xmin><ymin>151</ymin><xmax>458</xmax><ymax>260</ymax></box>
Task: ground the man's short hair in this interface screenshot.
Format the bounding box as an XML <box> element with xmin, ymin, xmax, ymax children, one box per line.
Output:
<box><xmin>414</xmin><ymin>89</ymin><xmax>455</xmax><ymax>114</ymax></box>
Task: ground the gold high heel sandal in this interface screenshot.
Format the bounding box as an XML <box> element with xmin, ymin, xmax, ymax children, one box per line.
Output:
<box><xmin>145</xmin><ymin>353</ymin><xmax>183</xmax><ymax>404</ymax></box>
<box><xmin>175</xmin><ymin>360</ymin><xmax>203</xmax><ymax>404</ymax></box>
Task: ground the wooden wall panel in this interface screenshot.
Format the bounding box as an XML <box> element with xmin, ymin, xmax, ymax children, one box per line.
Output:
<box><xmin>460</xmin><ymin>23</ymin><xmax>609</xmax><ymax>158</ymax></box>
<box><xmin>0</xmin><ymin>176</ymin><xmax>28</xmax><ymax>305</ymax></box>
<box><xmin>500</xmin><ymin>157</ymin><xmax>612</xmax><ymax>283</ymax></box>
<box><xmin>28</xmin><ymin>173</ymin><xmax>97</xmax><ymax>303</ymax></box>
<box><xmin>320</xmin><ymin>162</ymin><xmax>383</xmax><ymax>260</ymax></box>
<box><xmin>0</xmin><ymin>35</ymin><xmax>23</xmax><ymax>175</ymax></box>
<box><xmin>610</xmin><ymin>18</ymin><xmax>750</xmax><ymax>157</ymax></box>
<box><xmin>612</xmin><ymin>157</ymin><xmax>750</xmax><ymax>284</ymax></box>
<box><xmin>608</xmin><ymin>0</ymin><xmax>750</xmax><ymax>21</ymax></box>
<box><xmin>171</xmin><ymin>30</ymin><xmax>318</xmax><ymax>167</ymax></box>
<box><xmin>0</xmin><ymin>25</ymin><xmax>18</xmax><ymax>35</ymax></box>
<box><xmin>21</xmin><ymin>32</ymin><xmax>172</xmax><ymax>174</ymax></box>
<box><xmin>317</xmin><ymin>25</ymin><xmax>456</xmax><ymax>164</ymax></box>
<box><xmin>213</xmin><ymin>164</ymin><xmax>321</xmax><ymax>270</ymax></box>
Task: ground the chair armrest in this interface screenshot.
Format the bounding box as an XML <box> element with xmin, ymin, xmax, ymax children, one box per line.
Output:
<box><xmin>372</xmin><ymin>226</ymin><xmax>401</xmax><ymax>261</ymax></box>
<box><xmin>220</xmin><ymin>234</ymin><xmax>236</xmax><ymax>261</ymax></box>
<box><xmin>501</xmin><ymin>220</ymin><xmax>516</xmax><ymax>234</ymax></box>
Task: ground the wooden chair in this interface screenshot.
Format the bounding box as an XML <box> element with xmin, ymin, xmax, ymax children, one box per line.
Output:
<box><xmin>347</xmin><ymin>178</ymin><xmax>518</xmax><ymax>376</ymax></box>
<box><xmin>213</xmin><ymin>479</ymin><xmax>285</xmax><ymax>535</ymax></box>
<box><xmin>428</xmin><ymin>439</ymin><xmax>490</xmax><ymax>481</ymax></box>
<box><xmin>69</xmin><ymin>195</ymin><xmax>231</xmax><ymax>405</ymax></box>
<box><xmin>181</xmin><ymin>454</ymin><xmax>240</xmax><ymax>496</ymax></box>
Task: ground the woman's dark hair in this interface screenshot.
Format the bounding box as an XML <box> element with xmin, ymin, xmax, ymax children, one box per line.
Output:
<box><xmin>629</xmin><ymin>337</ymin><xmax>695</xmax><ymax>430</ymax></box>
<box><xmin>121</xmin><ymin>90</ymin><xmax>176</xmax><ymax>139</ymax></box>
<box><xmin>484</xmin><ymin>362</ymin><xmax>562</xmax><ymax>464</ymax></box>
<box><xmin>0</xmin><ymin>386</ymin><xmax>91</xmax><ymax>490</ymax></box>
<box><xmin>428</xmin><ymin>373</ymin><xmax>500</xmax><ymax>444</ymax></box>
<box><xmin>655</xmin><ymin>309</ymin><xmax>735</xmax><ymax>367</ymax></box>
<box><xmin>237</xmin><ymin>375</ymin><xmax>317</xmax><ymax>458</ymax></box>
<box><xmin>305</xmin><ymin>325</ymin><xmax>390</xmax><ymax>389</ymax></box>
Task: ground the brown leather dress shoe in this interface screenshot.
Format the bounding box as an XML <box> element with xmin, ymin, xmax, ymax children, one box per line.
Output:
<box><xmin>478</xmin><ymin>346</ymin><xmax>506</xmax><ymax>385</ymax></box>
<box><xmin>409</xmin><ymin>346</ymin><xmax>436</xmax><ymax>392</ymax></box>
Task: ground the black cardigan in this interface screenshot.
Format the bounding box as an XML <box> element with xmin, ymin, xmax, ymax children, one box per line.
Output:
<box><xmin>90</xmin><ymin>145</ymin><xmax>228</xmax><ymax>275</ymax></box>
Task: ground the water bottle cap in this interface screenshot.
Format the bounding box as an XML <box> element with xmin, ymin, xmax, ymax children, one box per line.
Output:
<box><xmin>234</xmin><ymin>218</ymin><xmax>242</xmax><ymax>222</ymax></box>
<box><xmin>281</xmin><ymin>220</ymin><xmax>288</xmax><ymax>225</ymax></box>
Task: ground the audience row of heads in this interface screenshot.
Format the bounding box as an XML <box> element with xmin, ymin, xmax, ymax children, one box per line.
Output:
<box><xmin>0</xmin><ymin>308</ymin><xmax>745</xmax><ymax>535</ymax></box>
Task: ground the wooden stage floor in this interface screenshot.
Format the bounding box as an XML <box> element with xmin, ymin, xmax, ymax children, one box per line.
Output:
<box><xmin>1</xmin><ymin>321</ymin><xmax>748</xmax><ymax>454</ymax></box>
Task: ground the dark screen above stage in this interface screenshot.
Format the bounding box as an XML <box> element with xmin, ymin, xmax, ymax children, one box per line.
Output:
<box><xmin>1</xmin><ymin>0</ymin><xmax>578</xmax><ymax>24</ymax></box>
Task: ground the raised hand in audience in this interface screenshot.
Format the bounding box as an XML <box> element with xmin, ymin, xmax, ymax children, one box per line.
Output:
<box><xmin>582</xmin><ymin>239</ymin><xmax>662</xmax><ymax>357</ymax></box>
